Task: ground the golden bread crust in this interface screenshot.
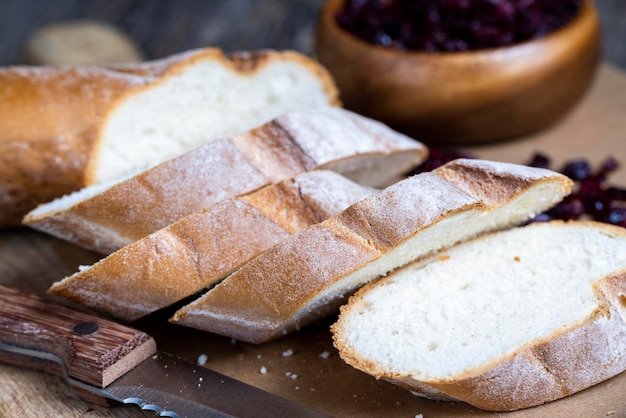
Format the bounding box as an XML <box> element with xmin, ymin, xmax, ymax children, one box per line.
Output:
<box><xmin>48</xmin><ymin>171</ymin><xmax>375</xmax><ymax>320</ymax></box>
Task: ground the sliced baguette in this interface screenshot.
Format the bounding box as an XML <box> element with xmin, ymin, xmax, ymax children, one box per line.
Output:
<box><xmin>332</xmin><ymin>221</ymin><xmax>626</xmax><ymax>411</ymax></box>
<box><xmin>170</xmin><ymin>159</ymin><xmax>573</xmax><ymax>343</ymax></box>
<box><xmin>0</xmin><ymin>66</ymin><xmax>143</xmax><ymax>228</ymax></box>
<box><xmin>47</xmin><ymin>170</ymin><xmax>377</xmax><ymax>321</ymax></box>
<box><xmin>24</xmin><ymin>107</ymin><xmax>425</xmax><ymax>254</ymax></box>
<box><xmin>0</xmin><ymin>48</ymin><xmax>339</xmax><ymax>228</ymax></box>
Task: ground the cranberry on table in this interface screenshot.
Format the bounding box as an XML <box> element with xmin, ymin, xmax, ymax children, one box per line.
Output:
<box><xmin>527</xmin><ymin>154</ymin><xmax>626</xmax><ymax>227</ymax></box>
<box><xmin>527</xmin><ymin>152</ymin><xmax>552</xmax><ymax>170</ymax></box>
<box><xmin>411</xmin><ymin>150</ymin><xmax>625</xmax><ymax>228</ymax></box>
<box><xmin>409</xmin><ymin>148</ymin><xmax>475</xmax><ymax>174</ymax></box>
<box><xmin>561</xmin><ymin>160</ymin><xmax>592</xmax><ymax>181</ymax></box>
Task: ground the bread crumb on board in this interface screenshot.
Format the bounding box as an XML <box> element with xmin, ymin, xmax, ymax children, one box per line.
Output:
<box><xmin>197</xmin><ymin>354</ymin><xmax>208</xmax><ymax>366</ymax></box>
<box><xmin>319</xmin><ymin>350</ymin><xmax>331</xmax><ymax>359</ymax></box>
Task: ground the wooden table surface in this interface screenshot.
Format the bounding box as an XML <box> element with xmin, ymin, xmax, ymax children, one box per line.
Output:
<box><xmin>2</xmin><ymin>1</ymin><xmax>626</xmax><ymax>418</ymax></box>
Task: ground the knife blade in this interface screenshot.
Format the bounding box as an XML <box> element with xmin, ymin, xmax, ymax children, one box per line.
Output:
<box><xmin>0</xmin><ymin>285</ymin><xmax>331</xmax><ymax>417</ymax></box>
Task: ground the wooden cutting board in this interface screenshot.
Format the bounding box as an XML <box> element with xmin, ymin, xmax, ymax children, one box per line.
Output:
<box><xmin>1</xmin><ymin>64</ymin><xmax>626</xmax><ymax>418</ymax></box>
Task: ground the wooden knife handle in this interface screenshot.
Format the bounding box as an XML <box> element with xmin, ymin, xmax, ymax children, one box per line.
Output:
<box><xmin>0</xmin><ymin>285</ymin><xmax>157</xmax><ymax>392</ymax></box>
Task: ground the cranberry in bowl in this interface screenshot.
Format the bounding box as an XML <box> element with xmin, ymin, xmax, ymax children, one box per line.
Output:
<box><xmin>315</xmin><ymin>0</ymin><xmax>601</xmax><ymax>145</ymax></box>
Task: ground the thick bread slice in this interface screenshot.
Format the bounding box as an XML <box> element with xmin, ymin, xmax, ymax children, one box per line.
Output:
<box><xmin>0</xmin><ymin>48</ymin><xmax>339</xmax><ymax>228</ymax></box>
<box><xmin>170</xmin><ymin>159</ymin><xmax>573</xmax><ymax>343</ymax></box>
<box><xmin>24</xmin><ymin>107</ymin><xmax>425</xmax><ymax>254</ymax></box>
<box><xmin>85</xmin><ymin>48</ymin><xmax>340</xmax><ymax>185</ymax></box>
<box><xmin>332</xmin><ymin>221</ymin><xmax>626</xmax><ymax>411</ymax></box>
<box><xmin>48</xmin><ymin>170</ymin><xmax>376</xmax><ymax>321</ymax></box>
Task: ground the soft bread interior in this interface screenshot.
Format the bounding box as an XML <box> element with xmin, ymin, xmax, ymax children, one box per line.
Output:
<box><xmin>284</xmin><ymin>209</ymin><xmax>483</xmax><ymax>331</ymax></box>
<box><xmin>90</xmin><ymin>56</ymin><xmax>336</xmax><ymax>184</ymax></box>
<box><xmin>283</xmin><ymin>180</ymin><xmax>569</xmax><ymax>336</ymax></box>
<box><xmin>333</xmin><ymin>221</ymin><xmax>626</xmax><ymax>382</ymax></box>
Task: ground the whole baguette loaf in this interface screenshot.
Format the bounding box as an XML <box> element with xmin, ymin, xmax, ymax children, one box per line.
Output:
<box><xmin>170</xmin><ymin>159</ymin><xmax>573</xmax><ymax>343</ymax></box>
<box><xmin>24</xmin><ymin>107</ymin><xmax>425</xmax><ymax>254</ymax></box>
<box><xmin>48</xmin><ymin>170</ymin><xmax>377</xmax><ymax>320</ymax></box>
<box><xmin>332</xmin><ymin>221</ymin><xmax>626</xmax><ymax>411</ymax></box>
<box><xmin>0</xmin><ymin>48</ymin><xmax>339</xmax><ymax>228</ymax></box>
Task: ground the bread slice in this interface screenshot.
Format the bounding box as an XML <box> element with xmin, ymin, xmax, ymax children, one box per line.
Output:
<box><xmin>0</xmin><ymin>48</ymin><xmax>339</xmax><ymax>228</ymax></box>
<box><xmin>24</xmin><ymin>107</ymin><xmax>425</xmax><ymax>254</ymax></box>
<box><xmin>47</xmin><ymin>170</ymin><xmax>376</xmax><ymax>321</ymax></box>
<box><xmin>170</xmin><ymin>159</ymin><xmax>573</xmax><ymax>343</ymax></box>
<box><xmin>332</xmin><ymin>221</ymin><xmax>626</xmax><ymax>411</ymax></box>
<box><xmin>84</xmin><ymin>49</ymin><xmax>341</xmax><ymax>185</ymax></box>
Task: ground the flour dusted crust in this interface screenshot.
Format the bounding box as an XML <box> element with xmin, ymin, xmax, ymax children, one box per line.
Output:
<box><xmin>332</xmin><ymin>222</ymin><xmax>626</xmax><ymax>411</ymax></box>
<box><xmin>0</xmin><ymin>48</ymin><xmax>340</xmax><ymax>228</ymax></box>
<box><xmin>170</xmin><ymin>159</ymin><xmax>573</xmax><ymax>343</ymax></box>
<box><xmin>24</xmin><ymin>138</ymin><xmax>275</xmax><ymax>254</ymax></box>
<box><xmin>47</xmin><ymin>171</ymin><xmax>376</xmax><ymax>321</ymax></box>
<box><xmin>24</xmin><ymin>107</ymin><xmax>425</xmax><ymax>253</ymax></box>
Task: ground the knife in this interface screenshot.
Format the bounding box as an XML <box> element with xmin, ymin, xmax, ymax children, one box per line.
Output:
<box><xmin>0</xmin><ymin>285</ymin><xmax>331</xmax><ymax>417</ymax></box>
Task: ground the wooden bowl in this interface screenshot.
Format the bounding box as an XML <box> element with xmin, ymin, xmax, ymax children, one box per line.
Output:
<box><xmin>315</xmin><ymin>0</ymin><xmax>602</xmax><ymax>145</ymax></box>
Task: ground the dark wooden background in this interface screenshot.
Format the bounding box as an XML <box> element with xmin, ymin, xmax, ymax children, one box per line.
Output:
<box><xmin>0</xmin><ymin>0</ymin><xmax>624</xmax><ymax>69</ymax></box>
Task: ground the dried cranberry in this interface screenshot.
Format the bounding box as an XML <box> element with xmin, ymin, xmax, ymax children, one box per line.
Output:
<box><xmin>588</xmin><ymin>197</ymin><xmax>610</xmax><ymax>218</ymax></box>
<box><xmin>335</xmin><ymin>0</ymin><xmax>583</xmax><ymax>52</ymax></box>
<box><xmin>529</xmin><ymin>155</ymin><xmax>626</xmax><ymax>228</ymax></box>
<box><xmin>409</xmin><ymin>147</ymin><xmax>476</xmax><ymax>174</ymax></box>
<box><xmin>409</xmin><ymin>152</ymin><xmax>625</xmax><ymax>229</ymax></box>
<box><xmin>605</xmin><ymin>207</ymin><xmax>626</xmax><ymax>227</ymax></box>
<box><xmin>601</xmin><ymin>157</ymin><xmax>620</xmax><ymax>173</ymax></box>
<box><xmin>561</xmin><ymin>160</ymin><xmax>592</xmax><ymax>181</ymax></box>
<box><xmin>608</xmin><ymin>187</ymin><xmax>626</xmax><ymax>201</ymax></box>
<box><xmin>548</xmin><ymin>196</ymin><xmax>585</xmax><ymax>221</ymax></box>
<box><xmin>526</xmin><ymin>152</ymin><xmax>551</xmax><ymax>169</ymax></box>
